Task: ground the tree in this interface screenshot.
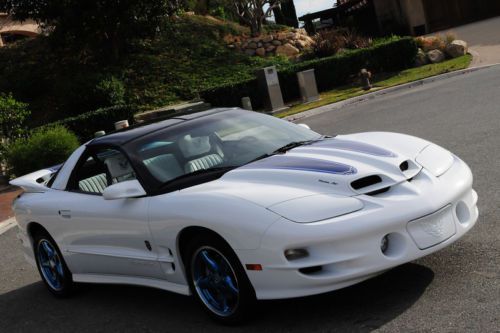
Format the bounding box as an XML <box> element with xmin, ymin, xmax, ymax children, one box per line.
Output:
<box><xmin>0</xmin><ymin>93</ymin><xmax>30</xmax><ymax>140</ymax></box>
<box><xmin>273</xmin><ymin>0</ymin><xmax>298</xmax><ymax>28</ymax></box>
<box><xmin>0</xmin><ymin>0</ymin><xmax>185</xmax><ymax>61</ymax></box>
<box><xmin>229</xmin><ymin>0</ymin><xmax>282</xmax><ymax>36</ymax></box>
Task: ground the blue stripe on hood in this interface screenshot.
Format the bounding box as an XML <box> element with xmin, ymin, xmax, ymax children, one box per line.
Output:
<box><xmin>242</xmin><ymin>155</ymin><xmax>357</xmax><ymax>175</ymax></box>
<box><xmin>310</xmin><ymin>139</ymin><xmax>397</xmax><ymax>157</ymax></box>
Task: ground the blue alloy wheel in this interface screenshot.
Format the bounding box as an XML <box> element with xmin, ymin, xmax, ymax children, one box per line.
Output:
<box><xmin>191</xmin><ymin>246</ymin><xmax>240</xmax><ymax>317</ymax></box>
<box><xmin>37</xmin><ymin>239</ymin><xmax>65</xmax><ymax>291</ymax></box>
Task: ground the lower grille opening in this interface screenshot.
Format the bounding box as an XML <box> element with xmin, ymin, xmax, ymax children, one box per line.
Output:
<box><xmin>299</xmin><ymin>266</ymin><xmax>323</xmax><ymax>275</ymax></box>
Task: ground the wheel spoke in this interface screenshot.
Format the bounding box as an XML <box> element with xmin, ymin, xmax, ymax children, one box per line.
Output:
<box><xmin>223</xmin><ymin>275</ymin><xmax>239</xmax><ymax>295</ymax></box>
<box><xmin>196</xmin><ymin>276</ymin><xmax>211</xmax><ymax>289</ymax></box>
<box><xmin>42</xmin><ymin>241</ymin><xmax>53</xmax><ymax>257</ymax></box>
<box><xmin>40</xmin><ymin>259</ymin><xmax>51</xmax><ymax>268</ymax></box>
<box><xmin>200</xmin><ymin>250</ymin><xmax>219</xmax><ymax>272</ymax></box>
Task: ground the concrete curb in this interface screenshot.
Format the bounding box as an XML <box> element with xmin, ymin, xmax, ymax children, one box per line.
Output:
<box><xmin>0</xmin><ymin>217</ymin><xmax>16</xmax><ymax>235</ymax></box>
<box><xmin>285</xmin><ymin>63</ymin><xmax>499</xmax><ymax>122</ymax></box>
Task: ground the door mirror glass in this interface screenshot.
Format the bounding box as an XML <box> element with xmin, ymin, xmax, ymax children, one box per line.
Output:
<box><xmin>103</xmin><ymin>180</ymin><xmax>146</xmax><ymax>200</ymax></box>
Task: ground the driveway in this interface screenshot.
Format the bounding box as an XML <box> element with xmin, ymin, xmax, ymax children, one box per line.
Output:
<box><xmin>1</xmin><ymin>66</ymin><xmax>499</xmax><ymax>332</ymax></box>
<box><xmin>436</xmin><ymin>16</ymin><xmax>500</xmax><ymax>66</ymax></box>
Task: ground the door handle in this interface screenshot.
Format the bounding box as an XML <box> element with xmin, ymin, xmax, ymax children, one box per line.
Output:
<box><xmin>58</xmin><ymin>210</ymin><xmax>72</xmax><ymax>219</ymax></box>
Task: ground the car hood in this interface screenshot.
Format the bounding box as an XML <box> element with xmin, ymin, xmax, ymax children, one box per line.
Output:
<box><xmin>184</xmin><ymin>132</ymin><xmax>435</xmax><ymax>208</ymax></box>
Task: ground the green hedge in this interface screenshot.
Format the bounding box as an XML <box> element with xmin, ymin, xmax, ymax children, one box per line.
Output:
<box><xmin>201</xmin><ymin>37</ymin><xmax>418</xmax><ymax>109</ymax></box>
<box><xmin>42</xmin><ymin>105</ymin><xmax>137</xmax><ymax>141</ymax></box>
<box><xmin>5</xmin><ymin>125</ymin><xmax>80</xmax><ymax>177</ymax></box>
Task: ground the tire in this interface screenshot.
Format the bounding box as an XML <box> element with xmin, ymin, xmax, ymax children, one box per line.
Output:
<box><xmin>33</xmin><ymin>231</ymin><xmax>74</xmax><ymax>297</ymax></box>
<box><xmin>184</xmin><ymin>234</ymin><xmax>256</xmax><ymax>324</ymax></box>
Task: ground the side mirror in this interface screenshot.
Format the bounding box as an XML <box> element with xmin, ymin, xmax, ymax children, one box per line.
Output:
<box><xmin>103</xmin><ymin>180</ymin><xmax>147</xmax><ymax>200</ymax></box>
<box><xmin>298</xmin><ymin>123</ymin><xmax>311</xmax><ymax>130</ymax></box>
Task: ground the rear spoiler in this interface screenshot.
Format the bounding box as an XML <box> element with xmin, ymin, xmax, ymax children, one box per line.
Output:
<box><xmin>9</xmin><ymin>164</ymin><xmax>62</xmax><ymax>193</ymax></box>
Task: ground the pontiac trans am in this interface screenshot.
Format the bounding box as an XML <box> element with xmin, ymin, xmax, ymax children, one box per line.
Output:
<box><xmin>11</xmin><ymin>108</ymin><xmax>478</xmax><ymax>323</ymax></box>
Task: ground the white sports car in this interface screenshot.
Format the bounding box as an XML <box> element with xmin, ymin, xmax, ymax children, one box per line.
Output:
<box><xmin>11</xmin><ymin>108</ymin><xmax>478</xmax><ymax>323</ymax></box>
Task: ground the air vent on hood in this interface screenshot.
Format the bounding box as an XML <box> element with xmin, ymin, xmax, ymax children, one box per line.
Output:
<box><xmin>400</xmin><ymin>161</ymin><xmax>409</xmax><ymax>172</ymax></box>
<box><xmin>351</xmin><ymin>175</ymin><xmax>382</xmax><ymax>190</ymax></box>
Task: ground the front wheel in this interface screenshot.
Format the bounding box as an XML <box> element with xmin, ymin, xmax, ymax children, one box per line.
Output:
<box><xmin>33</xmin><ymin>232</ymin><xmax>74</xmax><ymax>297</ymax></box>
<box><xmin>185</xmin><ymin>234</ymin><xmax>256</xmax><ymax>324</ymax></box>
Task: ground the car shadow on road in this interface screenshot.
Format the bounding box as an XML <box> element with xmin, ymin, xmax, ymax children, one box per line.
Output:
<box><xmin>0</xmin><ymin>263</ymin><xmax>433</xmax><ymax>332</ymax></box>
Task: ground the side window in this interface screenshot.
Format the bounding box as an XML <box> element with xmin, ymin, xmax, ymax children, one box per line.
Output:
<box><xmin>69</xmin><ymin>149</ymin><xmax>136</xmax><ymax>194</ymax></box>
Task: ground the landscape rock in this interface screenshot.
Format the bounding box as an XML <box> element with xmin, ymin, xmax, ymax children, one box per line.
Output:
<box><xmin>427</xmin><ymin>49</ymin><xmax>445</xmax><ymax>63</ymax></box>
<box><xmin>276</xmin><ymin>43</ymin><xmax>300</xmax><ymax>57</ymax></box>
<box><xmin>245</xmin><ymin>49</ymin><xmax>256</xmax><ymax>56</ymax></box>
<box><xmin>265</xmin><ymin>45</ymin><xmax>276</xmax><ymax>52</ymax></box>
<box><xmin>262</xmin><ymin>35</ymin><xmax>273</xmax><ymax>43</ymax></box>
<box><xmin>224</xmin><ymin>28</ymin><xmax>314</xmax><ymax>58</ymax></box>
<box><xmin>255</xmin><ymin>47</ymin><xmax>266</xmax><ymax>57</ymax></box>
<box><xmin>415</xmin><ymin>48</ymin><xmax>428</xmax><ymax>66</ymax></box>
<box><xmin>446</xmin><ymin>40</ymin><xmax>468</xmax><ymax>58</ymax></box>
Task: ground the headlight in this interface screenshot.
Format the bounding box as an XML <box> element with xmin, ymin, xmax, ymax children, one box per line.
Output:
<box><xmin>416</xmin><ymin>144</ymin><xmax>454</xmax><ymax>177</ymax></box>
<box><xmin>268</xmin><ymin>194</ymin><xmax>363</xmax><ymax>223</ymax></box>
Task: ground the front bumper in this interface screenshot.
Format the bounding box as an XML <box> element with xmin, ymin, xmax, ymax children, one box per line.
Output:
<box><xmin>236</xmin><ymin>156</ymin><xmax>478</xmax><ymax>300</ymax></box>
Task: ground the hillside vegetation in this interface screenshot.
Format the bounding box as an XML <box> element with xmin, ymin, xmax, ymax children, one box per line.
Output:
<box><xmin>0</xmin><ymin>15</ymin><xmax>290</xmax><ymax>126</ymax></box>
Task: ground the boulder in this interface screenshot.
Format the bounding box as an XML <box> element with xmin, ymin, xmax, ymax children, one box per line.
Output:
<box><xmin>247</xmin><ymin>42</ymin><xmax>258</xmax><ymax>49</ymax></box>
<box><xmin>294</xmin><ymin>40</ymin><xmax>309</xmax><ymax>50</ymax></box>
<box><xmin>265</xmin><ymin>45</ymin><xmax>276</xmax><ymax>52</ymax></box>
<box><xmin>276</xmin><ymin>43</ymin><xmax>300</xmax><ymax>57</ymax></box>
<box><xmin>272</xmin><ymin>40</ymin><xmax>282</xmax><ymax>46</ymax></box>
<box><xmin>262</xmin><ymin>35</ymin><xmax>273</xmax><ymax>43</ymax></box>
<box><xmin>245</xmin><ymin>49</ymin><xmax>256</xmax><ymax>56</ymax></box>
<box><xmin>415</xmin><ymin>48</ymin><xmax>428</xmax><ymax>66</ymax></box>
<box><xmin>427</xmin><ymin>49</ymin><xmax>445</xmax><ymax>63</ymax></box>
<box><xmin>276</xmin><ymin>33</ymin><xmax>287</xmax><ymax>41</ymax></box>
<box><xmin>446</xmin><ymin>40</ymin><xmax>468</xmax><ymax>58</ymax></box>
<box><xmin>255</xmin><ymin>47</ymin><xmax>266</xmax><ymax>57</ymax></box>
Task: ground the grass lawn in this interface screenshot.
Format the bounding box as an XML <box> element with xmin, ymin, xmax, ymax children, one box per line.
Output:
<box><xmin>277</xmin><ymin>54</ymin><xmax>472</xmax><ymax>118</ymax></box>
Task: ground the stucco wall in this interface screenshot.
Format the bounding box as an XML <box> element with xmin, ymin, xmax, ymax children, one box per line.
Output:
<box><xmin>0</xmin><ymin>14</ymin><xmax>40</xmax><ymax>46</ymax></box>
<box><xmin>399</xmin><ymin>0</ymin><xmax>427</xmax><ymax>34</ymax></box>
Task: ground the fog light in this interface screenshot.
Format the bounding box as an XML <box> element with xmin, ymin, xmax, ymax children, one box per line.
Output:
<box><xmin>284</xmin><ymin>248</ymin><xmax>309</xmax><ymax>261</ymax></box>
<box><xmin>381</xmin><ymin>235</ymin><xmax>389</xmax><ymax>254</ymax></box>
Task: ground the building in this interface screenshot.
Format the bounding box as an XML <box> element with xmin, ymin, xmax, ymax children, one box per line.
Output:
<box><xmin>299</xmin><ymin>0</ymin><xmax>500</xmax><ymax>36</ymax></box>
<box><xmin>0</xmin><ymin>13</ymin><xmax>40</xmax><ymax>46</ymax></box>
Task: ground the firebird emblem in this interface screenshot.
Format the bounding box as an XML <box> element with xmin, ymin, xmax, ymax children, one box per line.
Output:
<box><xmin>421</xmin><ymin>217</ymin><xmax>446</xmax><ymax>238</ymax></box>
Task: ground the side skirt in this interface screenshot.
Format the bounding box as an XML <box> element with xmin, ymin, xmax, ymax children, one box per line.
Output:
<box><xmin>72</xmin><ymin>273</ymin><xmax>191</xmax><ymax>296</ymax></box>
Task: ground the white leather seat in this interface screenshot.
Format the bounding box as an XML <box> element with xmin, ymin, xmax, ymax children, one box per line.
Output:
<box><xmin>79</xmin><ymin>174</ymin><xmax>107</xmax><ymax>193</ymax></box>
<box><xmin>185</xmin><ymin>154</ymin><xmax>223</xmax><ymax>173</ymax></box>
<box><xmin>144</xmin><ymin>154</ymin><xmax>183</xmax><ymax>182</ymax></box>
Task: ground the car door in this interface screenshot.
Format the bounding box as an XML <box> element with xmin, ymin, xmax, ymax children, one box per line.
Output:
<box><xmin>58</xmin><ymin>147</ymin><xmax>166</xmax><ymax>280</ymax></box>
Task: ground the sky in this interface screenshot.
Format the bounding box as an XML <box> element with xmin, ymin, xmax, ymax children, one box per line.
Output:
<box><xmin>294</xmin><ymin>0</ymin><xmax>335</xmax><ymax>17</ymax></box>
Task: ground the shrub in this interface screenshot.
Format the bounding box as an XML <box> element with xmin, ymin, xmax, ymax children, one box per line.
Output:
<box><xmin>312</xmin><ymin>29</ymin><xmax>372</xmax><ymax>58</ymax></box>
<box><xmin>94</xmin><ymin>76</ymin><xmax>126</xmax><ymax>107</ymax></box>
<box><xmin>201</xmin><ymin>37</ymin><xmax>418</xmax><ymax>108</ymax></box>
<box><xmin>0</xmin><ymin>93</ymin><xmax>30</xmax><ymax>140</ymax></box>
<box><xmin>46</xmin><ymin>105</ymin><xmax>138</xmax><ymax>141</ymax></box>
<box><xmin>5</xmin><ymin>125</ymin><xmax>79</xmax><ymax>177</ymax></box>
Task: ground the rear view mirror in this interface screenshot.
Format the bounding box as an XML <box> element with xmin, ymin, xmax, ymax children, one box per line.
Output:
<box><xmin>103</xmin><ymin>180</ymin><xmax>147</xmax><ymax>200</ymax></box>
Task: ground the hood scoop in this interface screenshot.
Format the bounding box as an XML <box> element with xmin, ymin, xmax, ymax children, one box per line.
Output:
<box><xmin>241</xmin><ymin>155</ymin><xmax>357</xmax><ymax>176</ymax></box>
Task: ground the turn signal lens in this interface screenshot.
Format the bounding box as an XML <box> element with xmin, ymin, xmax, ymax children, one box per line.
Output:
<box><xmin>284</xmin><ymin>248</ymin><xmax>309</xmax><ymax>261</ymax></box>
<box><xmin>245</xmin><ymin>264</ymin><xmax>263</xmax><ymax>271</ymax></box>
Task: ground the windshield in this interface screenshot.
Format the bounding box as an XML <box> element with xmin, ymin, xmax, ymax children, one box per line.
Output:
<box><xmin>127</xmin><ymin>109</ymin><xmax>321</xmax><ymax>189</ymax></box>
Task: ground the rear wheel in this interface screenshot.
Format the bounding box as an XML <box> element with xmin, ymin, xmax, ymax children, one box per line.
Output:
<box><xmin>185</xmin><ymin>234</ymin><xmax>256</xmax><ymax>324</ymax></box>
<box><xmin>33</xmin><ymin>232</ymin><xmax>74</xmax><ymax>297</ymax></box>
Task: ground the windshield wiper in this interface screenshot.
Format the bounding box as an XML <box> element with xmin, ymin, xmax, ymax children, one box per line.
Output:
<box><xmin>248</xmin><ymin>137</ymin><xmax>326</xmax><ymax>164</ymax></box>
<box><xmin>160</xmin><ymin>166</ymin><xmax>237</xmax><ymax>189</ymax></box>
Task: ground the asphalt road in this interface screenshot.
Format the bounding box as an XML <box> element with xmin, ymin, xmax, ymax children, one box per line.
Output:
<box><xmin>1</xmin><ymin>66</ymin><xmax>499</xmax><ymax>332</ymax></box>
